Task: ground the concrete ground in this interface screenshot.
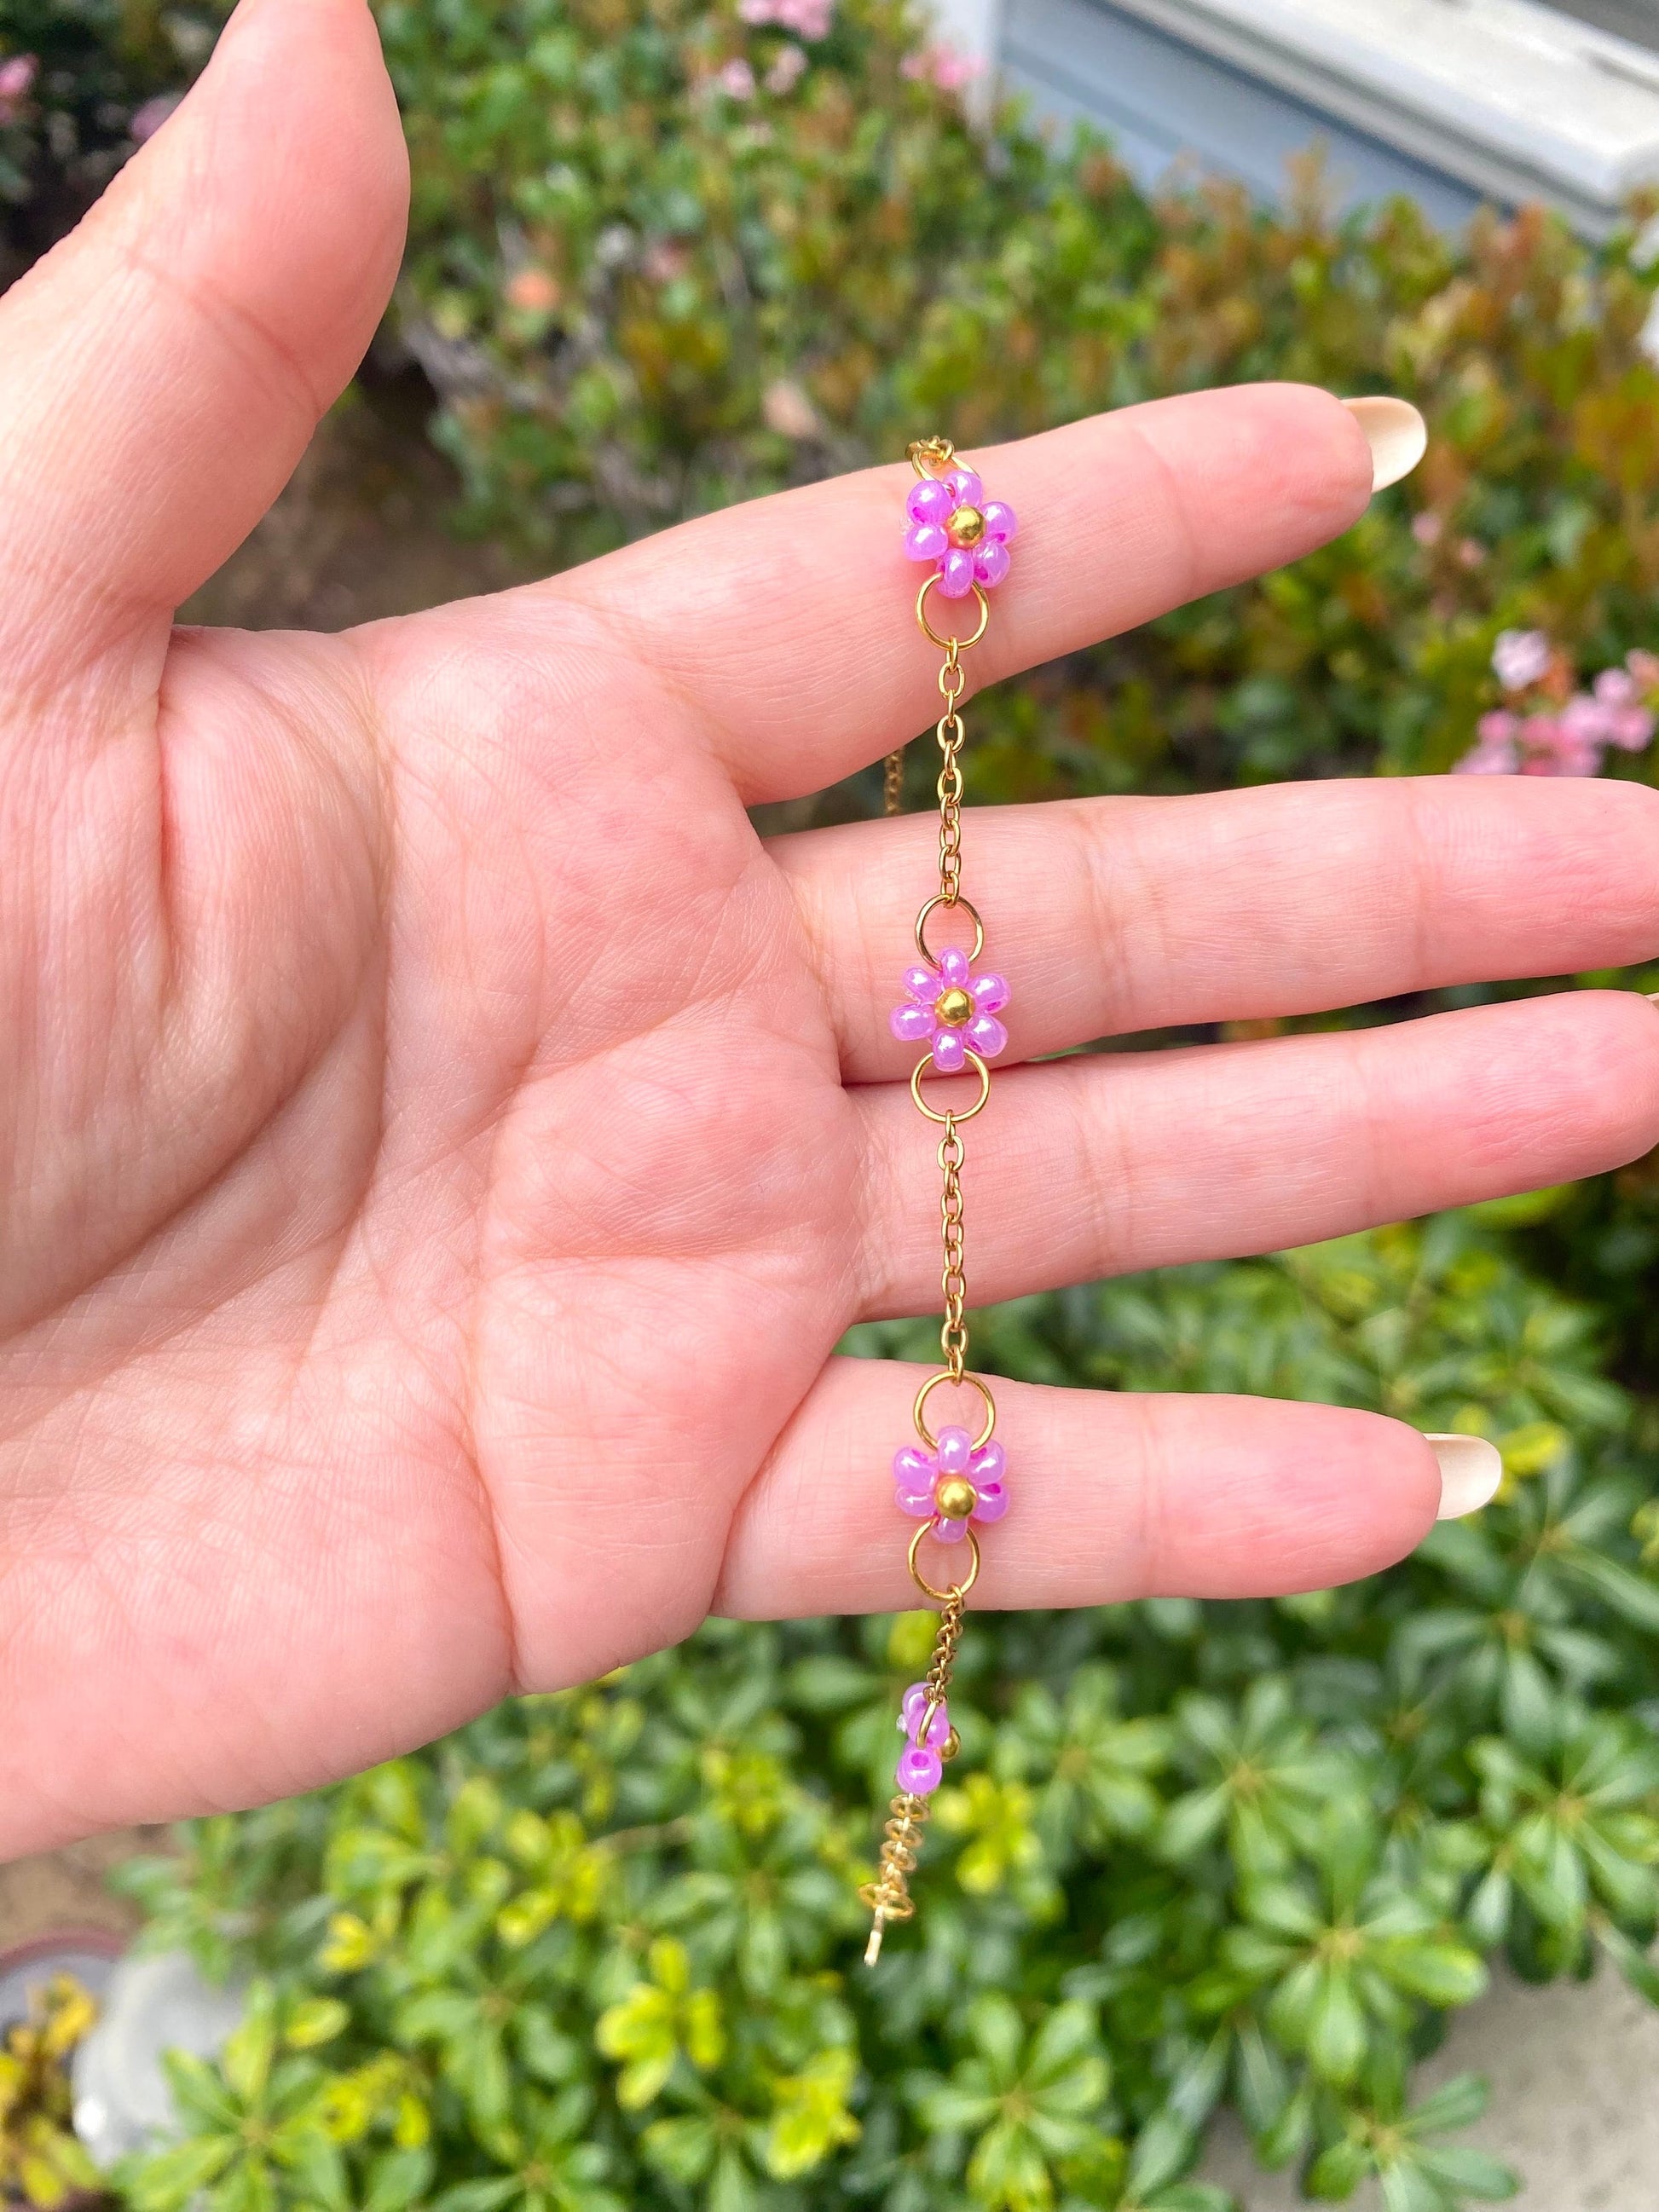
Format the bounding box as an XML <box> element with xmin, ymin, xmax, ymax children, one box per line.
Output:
<box><xmin>1201</xmin><ymin>1963</ymin><xmax>1659</xmax><ymax>2210</ymax></box>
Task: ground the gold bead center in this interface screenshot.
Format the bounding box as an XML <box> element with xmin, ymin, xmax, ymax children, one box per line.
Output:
<box><xmin>934</xmin><ymin>1475</ymin><xmax>977</xmax><ymax>1520</ymax></box>
<box><xmin>935</xmin><ymin>986</ymin><xmax>973</xmax><ymax>1025</ymax></box>
<box><xmin>946</xmin><ymin>504</ymin><xmax>986</xmax><ymax>547</ymax></box>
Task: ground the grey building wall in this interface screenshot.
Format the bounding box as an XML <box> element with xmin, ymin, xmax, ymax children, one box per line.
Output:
<box><xmin>1000</xmin><ymin>0</ymin><xmax>1488</xmax><ymax>227</ymax></box>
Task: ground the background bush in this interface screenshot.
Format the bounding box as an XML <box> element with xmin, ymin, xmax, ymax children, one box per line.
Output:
<box><xmin>5</xmin><ymin>0</ymin><xmax>1659</xmax><ymax>2206</ymax></box>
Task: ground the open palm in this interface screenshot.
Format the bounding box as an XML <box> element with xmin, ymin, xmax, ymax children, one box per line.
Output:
<box><xmin>4</xmin><ymin>0</ymin><xmax>1658</xmax><ymax>1857</ymax></box>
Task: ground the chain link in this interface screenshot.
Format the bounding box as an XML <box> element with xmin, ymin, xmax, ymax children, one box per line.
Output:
<box><xmin>936</xmin><ymin>651</ymin><xmax>966</xmax><ymax>904</ymax></box>
<box><xmin>938</xmin><ymin>1113</ymin><xmax>967</xmax><ymax>1379</ymax></box>
<box><xmin>882</xmin><ymin>748</ymin><xmax>905</xmax><ymax>816</ymax></box>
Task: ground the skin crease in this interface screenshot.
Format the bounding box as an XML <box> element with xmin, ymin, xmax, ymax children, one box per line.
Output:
<box><xmin>3</xmin><ymin>0</ymin><xmax>1659</xmax><ymax>1857</ymax></box>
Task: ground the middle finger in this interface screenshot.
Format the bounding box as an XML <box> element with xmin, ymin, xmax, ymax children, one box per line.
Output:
<box><xmin>777</xmin><ymin>773</ymin><xmax>1659</xmax><ymax>1079</ymax></box>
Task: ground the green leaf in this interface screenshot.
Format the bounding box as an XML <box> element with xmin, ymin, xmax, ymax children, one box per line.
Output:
<box><xmin>221</xmin><ymin>1984</ymin><xmax>278</xmax><ymax>2104</ymax></box>
<box><xmin>1305</xmin><ymin>1967</ymin><xmax>1367</xmax><ymax>2085</ymax></box>
<box><xmin>1305</xmin><ymin>2137</ymin><xmax>1370</xmax><ymax>2199</ymax></box>
<box><xmin>364</xmin><ymin>2146</ymin><xmax>436</xmax><ymax>2212</ymax></box>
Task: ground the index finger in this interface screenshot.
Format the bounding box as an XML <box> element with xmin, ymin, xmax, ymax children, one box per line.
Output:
<box><xmin>532</xmin><ymin>383</ymin><xmax>1381</xmax><ymax>801</ymax></box>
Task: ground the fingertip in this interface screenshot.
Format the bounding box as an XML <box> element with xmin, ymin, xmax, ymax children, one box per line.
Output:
<box><xmin>154</xmin><ymin>0</ymin><xmax>411</xmax><ymax>384</ymax></box>
<box><xmin>1342</xmin><ymin>395</ymin><xmax>1428</xmax><ymax>492</ymax></box>
<box><xmin>1180</xmin><ymin>1398</ymin><xmax>1443</xmax><ymax>1594</ymax></box>
<box><xmin>1124</xmin><ymin>382</ymin><xmax>1380</xmax><ymax>595</ymax></box>
<box><xmin>0</xmin><ymin>0</ymin><xmax>413</xmax><ymax>652</ymax></box>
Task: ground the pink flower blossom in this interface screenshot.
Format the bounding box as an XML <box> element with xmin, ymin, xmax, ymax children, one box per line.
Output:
<box><xmin>901</xmin><ymin>43</ymin><xmax>983</xmax><ymax>90</ymax></box>
<box><xmin>1517</xmin><ymin>713</ymin><xmax>1598</xmax><ymax>776</ymax></box>
<box><xmin>902</xmin><ymin>464</ymin><xmax>1017</xmax><ymax>598</ymax></box>
<box><xmin>1411</xmin><ymin>511</ymin><xmax>1443</xmax><ymax>546</ymax></box>
<box><xmin>738</xmin><ymin>0</ymin><xmax>833</xmax><ymax>39</ymax></box>
<box><xmin>889</xmin><ymin>945</ymin><xmax>1009</xmax><ymax>1071</ymax></box>
<box><xmin>1587</xmin><ymin>667</ymin><xmax>1656</xmax><ymax>748</ymax></box>
<box><xmin>0</xmin><ymin>52</ymin><xmax>37</xmax><ymax>125</ymax></box>
<box><xmin>130</xmin><ymin>91</ymin><xmax>182</xmax><ymax>143</ymax></box>
<box><xmin>1454</xmin><ymin>714</ymin><xmax>1519</xmax><ymax>775</ymax></box>
<box><xmin>1491</xmin><ymin>628</ymin><xmax>1552</xmax><ymax>692</ymax></box>
<box><xmin>893</xmin><ymin>1426</ymin><xmax>1009</xmax><ymax>1542</ymax></box>
<box><xmin>764</xmin><ymin>41</ymin><xmax>806</xmax><ymax>91</ymax></box>
<box><xmin>715</xmin><ymin>55</ymin><xmax>755</xmax><ymax>96</ymax></box>
<box><xmin>1457</xmin><ymin>645</ymin><xmax>1657</xmax><ymax>776</ymax></box>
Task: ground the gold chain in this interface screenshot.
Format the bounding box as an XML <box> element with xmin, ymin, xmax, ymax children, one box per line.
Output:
<box><xmin>882</xmin><ymin>752</ymin><xmax>905</xmax><ymax>815</ymax></box>
<box><xmin>936</xmin><ymin>655</ymin><xmax>966</xmax><ymax>904</ymax></box>
<box><xmin>863</xmin><ymin>433</ymin><xmax>1002</xmax><ymax>1964</ymax></box>
<box><xmin>939</xmin><ymin>1114</ymin><xmax>967</xmax><ymax>1381</ymax></box>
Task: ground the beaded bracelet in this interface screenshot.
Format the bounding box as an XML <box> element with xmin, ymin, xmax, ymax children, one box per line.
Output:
<box><xmin>859</xmin><ymin>436</ymin><xmax>1017</xmax><ymax>1964</ymax></box>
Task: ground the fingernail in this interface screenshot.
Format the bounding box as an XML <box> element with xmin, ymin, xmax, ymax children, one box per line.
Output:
<box><xmin>1427</xmin><ymin>1434</ymin><xmax>1502</xmax><ymax>1519</ymax></box>
<box><xmin>1343</xmin><ymin>396</ymin><xmax>1428</xmax><ymax>491</ymax></box>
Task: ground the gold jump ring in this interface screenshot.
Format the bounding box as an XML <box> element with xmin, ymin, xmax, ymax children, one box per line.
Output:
<box><xmin>909</xmin><ymin>1520</ymin><xmax>982</xmax><ymax>1604</ymax></box>
<box><xmin>911</xmin><ymin>1368</ymin><xmax>997</xmax><ymax>1451</ymax></box>
<box><xmin>910</xmin><ymin>1051</ymin><xmax>991</xmax><ymax>1127</ymax></box>
<box><xmin>914</xmin><ymin>892</ymin><xmax>985</xmax><ymax>966</ymax></box>
<box><xmin>916</xmin><ymin>575</ymin><xmax>991</xmax><ymax>652</ymax></box>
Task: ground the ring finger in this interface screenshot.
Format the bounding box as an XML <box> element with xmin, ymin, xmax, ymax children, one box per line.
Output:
<box><xmin>853</xmin><ymin>988</ymin><xmax>1659</xmax><ymax>1316</ymax></box>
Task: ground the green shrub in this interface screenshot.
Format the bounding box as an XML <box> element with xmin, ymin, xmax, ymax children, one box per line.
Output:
<box><xmin>107</xmin><ymin>1211</ymin><xmax>1659</xmax><ymax>2212</ymax></box>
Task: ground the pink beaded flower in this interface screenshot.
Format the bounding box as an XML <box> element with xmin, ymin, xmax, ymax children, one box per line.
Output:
<box><xmin>895</xmin><ymin>1681</ymin><xmax>951</xmax><ymax>1796</ymax></box>
<box><xmin>902</xmin><ymin>465</ymin><xmax>1018</xmax><ymax>599</ymax></box>
<box><xmin>893</xmin><ymin>1425</ymin><xmax>1009</xmax><ymax>1543</ymax></box>
<box><xmin>889</xmin><ymin>946</ymin><xmax>1009</xmax><ymax>1072</ymax></box>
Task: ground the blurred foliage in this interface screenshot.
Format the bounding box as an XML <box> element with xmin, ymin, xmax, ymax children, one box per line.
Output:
<box><xmin>0</xmin><ymin>1</ymin><xmax>223</xmax><ymax>283</ymax></box>
<box><xmin>370</xmin><ymin>0</ymin><xmax>1659</xmax><ymax>809</ymax></box>
<box><xmin>0</xmin><ymin>1976</ymin><xmax>106</xmax><ymax>2209</ymax></box>
<box><xmin>101</xmin><ymin>1213</ymin><xmax>1659</xmax><ymax>2212</ymax></box>
<box><xmin>7</xmin><ymin>2</ymin><xmax>1659</xmax><ymax>2209</ymax></box>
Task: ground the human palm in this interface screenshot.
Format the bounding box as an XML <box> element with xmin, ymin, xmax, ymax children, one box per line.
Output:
<box><xmin>4</xmin><ymin>0</ymin><xmax>1658</xmax><ymax>1857</ymax></box>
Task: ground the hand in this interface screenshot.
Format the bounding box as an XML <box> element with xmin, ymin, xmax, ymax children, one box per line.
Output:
<box><xmin>3</xmin><ymin>0</ymin><xmax>1657</xmax><ymax>1857</ymax></box>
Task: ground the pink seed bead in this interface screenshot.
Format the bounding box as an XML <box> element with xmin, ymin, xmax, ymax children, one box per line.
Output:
<box><xmin>933</xmin><ymin>1516</ymin><xmax>970</xmax><ymax>1545</ymax></box>
<box><xmin>903</xmin><ymin>964</ymin><xmax>938</xmax><ymax>1003</ymax></box>
<box><xmin>972</xmin><ymin>973</ymin><xmax>1009</xmax><ymax>1014</ymax></box>
<box><xmin>938</xmin><ymin>947</ymin><xmax>970</xmax><ymax>988</ymax></box>
<box><xmin>966</xmin><ymin>1012</ymin><xmax>1008</xmax><ymax>1057</ymax></box>
<box><xmin>936</xmin><ymin>1425</ymin><xmax>973</xmax><ymax>1476</ymax></box>
<box><xmin>932</xmin><ymin>1028</ymin><xmax>967</xmax><ymax>1074</ymax></box>
<box><xmin>942</xmin><ymin>467</ymin><xmax>984</xmax><ymax>507</ymax></box>
<box><xmin>905</xmin><ymin>521</ymin><xmax>949</xmax><ymax>563</ymax></box>
<box><xmin>973</xmin><ymin>539</ymin><xmax>1010</xmax><ymax>589</ymax></box>
<box><xmin>907</xmin><ymin>480</ymin><xmax>954</xmax><ymax>527</ymax></box>
<box><xmin>937</xmin><ymin>547</ymin><xmax>976</xmax><ymax>598</ymax></box>
<box><xmin>900</xmin><ymin>1684</ymin><xmax>950</xmax><ymax>1747</ymax></box>
<box><xmin>897</xmin><ymin>1743</ymin><xmax>944</xmax><ymax>1794</ymax></box>
<box><xmin>890</xmin><ymin>1002</ymin><xmax>935</xmax><ymax>1043</ymax></box>
<box><xmin>970</xmin><ymin>1481</ymin><xmax>1008</xmax><ymax>1523</ymax></box>
<box><xmin>980</xmin><ymin>500</ymin><xmax>1017</xmax><ymax>541</ymax></box>
<box><xmin>969</xmin><ymin>1440</ymin><xmax>1006</xmax><ymax>1482</ymax></box>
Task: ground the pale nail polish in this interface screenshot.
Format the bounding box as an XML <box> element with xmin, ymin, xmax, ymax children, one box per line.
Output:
<box><xmin>1428</xmin><ymin>1434</ymin><xmax>1502</xmax><ymax>1519</ymax></box>
<box><xmin>1343</xmin><ymin>396</ymin><xmax>1428</xmax><ymax>491</ymax></box>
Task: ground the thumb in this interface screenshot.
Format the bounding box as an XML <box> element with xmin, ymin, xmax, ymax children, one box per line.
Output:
<box><xmin>0</xmin><ymin>0</ymin><xmax>408</xmax><ymax>694</ymax></box>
